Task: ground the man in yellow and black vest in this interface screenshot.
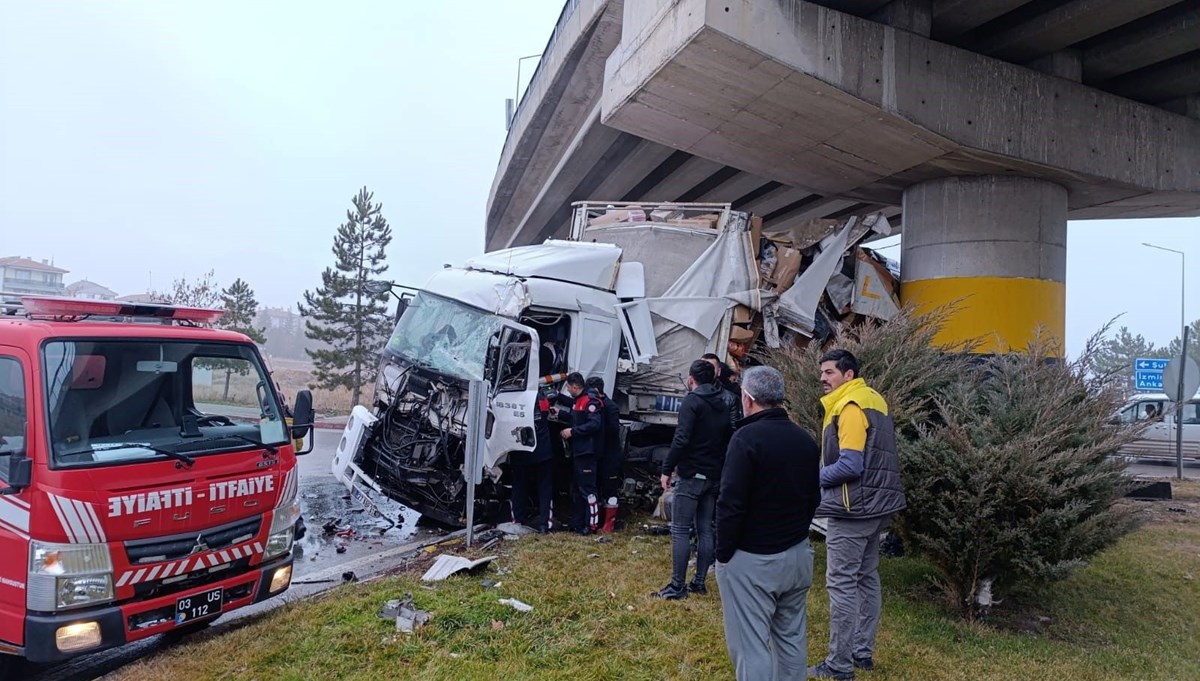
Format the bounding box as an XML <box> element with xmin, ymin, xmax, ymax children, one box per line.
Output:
<box><xmin>809</xmin><ymin>349</ymin><xmax>906</xmax><ymax>681</ymax></box>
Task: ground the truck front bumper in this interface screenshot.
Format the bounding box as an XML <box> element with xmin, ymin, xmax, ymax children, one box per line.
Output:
<box><xmin>23</xmin><ymin>552</ymin><xmax>294</xmax><ymax>663</ymax></box>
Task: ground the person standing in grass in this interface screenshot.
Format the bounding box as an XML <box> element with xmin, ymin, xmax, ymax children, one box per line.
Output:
<box><xmin>809</xmin><ymin>349</ymin><xmax>906</xmax><ymax>681</ymax></box>
<box><xmin>655</xmin><ymin>359</ymin><xmax>732</xmax><ymax>599</ymax></box>
<box><xmin>715</xmin><ymin>365</ymin><xmax>821</xmax><ymax>680</ymax></box>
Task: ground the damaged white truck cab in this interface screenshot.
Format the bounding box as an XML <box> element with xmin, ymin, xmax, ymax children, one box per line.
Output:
<box><xmin>331</xmin><ymin>202</ymin><xmax>894</xmax><ymax>527</ymax></box>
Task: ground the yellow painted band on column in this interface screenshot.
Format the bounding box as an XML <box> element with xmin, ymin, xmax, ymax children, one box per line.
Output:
<box><xmin>900</xmin><ymin>277</ymin><xmax>1065</xmax><ymax>353</ymax></box>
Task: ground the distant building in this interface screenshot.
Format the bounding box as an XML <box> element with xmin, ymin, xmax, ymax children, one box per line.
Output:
<box><xmin>0</xmin><ymin>256</ymin><xmax>68</xmax><ymax>296</ymax></box>
<box><xmin>66</xmin><ymin>279</ymin><xmax>118</xmax><ymax>300</ymax></box>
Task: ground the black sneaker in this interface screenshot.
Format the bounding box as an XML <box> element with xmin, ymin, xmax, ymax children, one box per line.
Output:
<box><xmin>807</xmin><ymin>662</ymin><xmax>854</xmax><ymax>680</ymax></box>
<box><xmin>652</xmin><ymin>584</ymin><xmax>687</xmax><ymax>600</ymax></box>
<box><xmin>686</xmin><ymin>581</ymin><xmax>707</xmax><ymax>595</ymax></box>
<box><xmin>852</xmin><ymin>657</ymin><xmax>874</xmax><ymax>671</ymax></box>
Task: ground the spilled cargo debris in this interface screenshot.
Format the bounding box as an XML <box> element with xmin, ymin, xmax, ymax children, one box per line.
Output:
<box><xmin>420</xmin><ymin>554</ymin><xmax>498</xmax><ymax>582</ymax></box>
<box><xmin>498</xmin><ymin>598</ymin><xmax>533</xmax><ymax>613</ymax></box>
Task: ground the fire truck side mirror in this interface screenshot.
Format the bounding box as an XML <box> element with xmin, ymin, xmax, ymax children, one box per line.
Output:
<box><xmin>0</xmin><ymin>456</ymin><xmax>32</xmax><ymax>495</ymax></box>
<box><xmin>291</xmin><ymin>390</ymin><xmax>315</xmax><ymax>439</ymax></box>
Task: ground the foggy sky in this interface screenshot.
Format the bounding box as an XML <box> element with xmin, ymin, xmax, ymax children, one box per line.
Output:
<box><xmin>2</xmin><ymin>1</ymin><xmax>1197</xmax><ymax>359</ymax></box>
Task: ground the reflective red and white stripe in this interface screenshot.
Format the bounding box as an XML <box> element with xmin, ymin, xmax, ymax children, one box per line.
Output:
<box><xmin>0</xmin><ymin>496</ymin><xmax>30</xmax><ymax>539</ymax></box>
<box><xmin>115</xmin><ymin>541</ymin><xmax>265</xmax><ymax>587</ymax></box>
<box><xmin>47</xmin><ymin>493</ymin><xmax>107</xmax><ymax>543</ymax></box>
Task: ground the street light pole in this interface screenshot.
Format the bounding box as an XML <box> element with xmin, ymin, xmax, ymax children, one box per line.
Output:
<box><xmin>1143</xmin><ymin>242</ymin><xmax>1188</xmax><ymax>480</ymax></box>
<box><xmin>514</xmin><ymin>53</ymin><xmax>543</xmax><ymax>108</ymax></box>
<box><xmin>1143</xmin><ymin>242</ymin><xmax>1185</xmax><ymax>338</ymax></box>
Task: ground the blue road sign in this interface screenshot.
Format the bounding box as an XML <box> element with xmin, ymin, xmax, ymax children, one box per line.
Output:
<box><xmin>1134</xmin><ymin>358</ymin><xmax>1168</xmax><ymax>391</ymax></box>
<box><xmin>1136</xmin><ymin>371</ymin><xmax>1164</xmax><ymax>391</ymax></box>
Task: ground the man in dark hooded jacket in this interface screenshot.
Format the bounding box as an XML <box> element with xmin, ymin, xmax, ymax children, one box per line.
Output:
<box><xmin>654</xmin><ymin>360</ymin><xmax>732</xmax><ymax>599</ymax></box>
<box><xmin>703</xmin><ymin>353</ymin><xmax>742</xmax><ymax>427</ymax></box>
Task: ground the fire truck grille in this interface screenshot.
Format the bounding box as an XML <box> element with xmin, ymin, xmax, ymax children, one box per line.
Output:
<box><xmin>124</xmin><ymin>515</ymin><xmax>263</xmax><ymax>564</ymax></box>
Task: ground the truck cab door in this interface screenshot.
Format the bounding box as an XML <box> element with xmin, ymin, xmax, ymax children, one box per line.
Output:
<box><xmin>575</xmin><ymin>313</ymin><xmax>622</xmax><ymax>395</ymax></box>
<box><xmin>615</xmin><ymin>300</ymin><xmax>658</xmax><ymax>365</ymax></box>
<box><xmin>484</xmin><ymin>322</ymin><xmax>541</xmax><ymax>470</ymax></box>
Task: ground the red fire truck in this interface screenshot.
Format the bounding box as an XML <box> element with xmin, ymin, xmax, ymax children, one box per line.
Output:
<box><xmin>0</xmin><ymin>296</ymin><xmax>314</xmax><ymax>675</ymax></box>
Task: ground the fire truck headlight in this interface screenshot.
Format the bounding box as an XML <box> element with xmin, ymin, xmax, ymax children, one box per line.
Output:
<box><xmin>264</xmin><ymin>527</ymin><xmax>294</xmax><ymax>561</ymax></box>
<box><xmin>56</xmin><ymin>575</ymin><xmax>115</xmax><ymax>610</ymax></box>
<box><xmin>55</xmin><ymin>621</ymin><xmax>103</xmax><ymax>653</ymax></box>
<box><xmin>30</xmin><ymin>542</ymin><xmax>113</xmax><ymax>576</ymax></box>
<box><xmin>29</xmin><ymin>542</ymin><xmax>115</xmax><ymax>612</ymax></box>
<box><xmin>263</xmin><ymin>500</ymin><xmax>299</xmax><ymax>561</ymax></box>
<box><xmin>269</xmin><ymin>565</ymin><xmax>292</xmax><ymax>593</ymax></box>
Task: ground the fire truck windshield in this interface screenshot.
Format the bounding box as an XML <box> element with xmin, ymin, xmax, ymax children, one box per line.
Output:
<box><xmin>42</xmin><ymin>339</ymin><xmax>289</xmax><ymax>468</ymax></box>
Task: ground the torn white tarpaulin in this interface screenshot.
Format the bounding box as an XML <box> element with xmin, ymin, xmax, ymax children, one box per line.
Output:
<box><xmin>421</xmin><ymin>554</ymin><xmax>498</xmax><ymax>582</ymax></box>
<box><xmin>661</xmin><ymin>221</ymin><xmax>761</xmax><ymax>305</ymax></box>
<box><xmin>777</xmin><ymin>223</ymin><xmax>852</xmax><ymax>334</ymax></box>
<box><xmin>620</xmin><ymin>316</ymin><xmax>710</xmax><ymax>395</ymax></box>
<box><xmin>646</xmin><ymin>297</ymin><xmax>731</xmax><ymax>340</ymax></box>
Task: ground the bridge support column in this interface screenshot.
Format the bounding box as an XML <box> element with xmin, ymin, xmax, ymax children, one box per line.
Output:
<box><xmin>900</xmin><ymin>176</ymin><xmax>1067</xmax><ymax>353</ymax></box>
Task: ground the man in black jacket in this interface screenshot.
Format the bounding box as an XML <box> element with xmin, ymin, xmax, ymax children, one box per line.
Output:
<box><xmin>585</xmin><ymin>376</ymin><xmax>623</xmax><ymax>532</ymax></box>
<box><xmin>561</xmin><ymin>372</ymin><xmax>603</xmax><ymax>534</ymax></box>
<box><xmin>715</xmin><ymin>365</ymin><xmax>820</xmax><ymax>681</ymax></box>
<box><xmin>655</xmin><ymin>360</ymin><xmax>732</xmax><ymax>599</ymax></box>
<box><xmin>703</xmin><ymin>352</ymin><xmax>742</xmax><ymax>427</ymax></box>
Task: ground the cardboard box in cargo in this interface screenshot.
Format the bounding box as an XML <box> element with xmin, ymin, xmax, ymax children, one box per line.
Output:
<box><xmin>768</xmin><ymin>242</ymin><xmax>803</xmax><ymax>294</ymax></box>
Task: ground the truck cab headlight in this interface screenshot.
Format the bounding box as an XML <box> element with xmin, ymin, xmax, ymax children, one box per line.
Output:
<box><xmin>28</xmin><ymin>542</ymin><xmax>114</xmax><ymax>612</ymax></box>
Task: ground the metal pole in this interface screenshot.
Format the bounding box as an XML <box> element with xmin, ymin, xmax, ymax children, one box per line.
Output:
<box><xmin>1176</xmin><ymin>250</ymin><xmax>1185</xmax><ymax>354</ymax></box>
<box><xmin>464</xmin><ymin>380</ymin><xmax>489</xmax><ymax>546</ymax></box>
<box><xmin>1176</xmin><ymin>326</ymin><xmax>1189</xmax><ymax>480</ymax></box>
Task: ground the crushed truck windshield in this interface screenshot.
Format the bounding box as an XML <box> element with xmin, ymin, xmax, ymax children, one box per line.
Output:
<box><xmin>384</xmin><ymin>292</ymin><xmax>502</xmax><ymax>381</ymax></box>
<box><xmin>43</xmin><ymin>339</ymin><xmax>288</xmax><ymax>468</ymax></box>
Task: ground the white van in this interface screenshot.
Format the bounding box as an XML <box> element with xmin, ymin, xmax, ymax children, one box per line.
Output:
<box><xmin>1115</xmin><ymin>393</ymin><xmax>1200</xmax><ymax>462</ymax></box>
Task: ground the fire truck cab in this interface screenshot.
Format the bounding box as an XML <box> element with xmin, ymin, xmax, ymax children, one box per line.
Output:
<box><xmin>0</xmin><ymin>296</ymin><xmax>313</xmax><ymax>676</ymax></box>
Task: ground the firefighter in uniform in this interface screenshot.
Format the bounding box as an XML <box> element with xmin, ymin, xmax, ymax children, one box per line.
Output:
<box><xmin>510</xmin><ymin>391</ymin><xmax>554</xmax><ymax>533</ymax></box>
<box><xmin>562</xmin><ymin>372</ymin><xmax>603</xmax><ymax>534</ymax></box>
<box><xmin>586</xmin><ymin>376</ymin><xmax>623</xmax><ymax>533</ymax></box>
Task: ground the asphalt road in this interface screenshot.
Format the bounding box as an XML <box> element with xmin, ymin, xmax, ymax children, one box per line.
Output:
<box><xmin>23</xmin><ymin>428</ymin><xmax>439</xmax><ymax>681</ymax></box>
<box><xmin>1126</xmin><ymin>461</ymin><xmax>1200</xmax><ymax>480</ymax></box>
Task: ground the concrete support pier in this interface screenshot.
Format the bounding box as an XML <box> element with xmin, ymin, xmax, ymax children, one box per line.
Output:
<box><xmin>900</xmin><ymin>176</ymin><xmax>1067</xmax><ymax>352</ymax></box>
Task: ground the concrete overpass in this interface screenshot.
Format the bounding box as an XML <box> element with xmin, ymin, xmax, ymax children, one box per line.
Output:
<box><xmin>487</xmin><ymin>0</ymin><xmax>1200</xmax><ymax>351</ymax></box>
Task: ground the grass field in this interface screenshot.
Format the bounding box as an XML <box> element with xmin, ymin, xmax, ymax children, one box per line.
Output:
<box><xmin>113</xmin><ymin>481</ymin><xmax>1200</xmax><ymax>681</ymax></box>
<box><xmin>194</xmin><ymin>358</ymin><xmax>365</xmax><ymax>416</ymax></box>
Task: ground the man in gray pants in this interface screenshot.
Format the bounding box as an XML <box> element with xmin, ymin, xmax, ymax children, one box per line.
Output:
<box><xmin>715</xmin><ymin>366</ymin><xmax>821</xmax><ymax>680</ymax></box>
<box><xmin>809</xmin><ymin>350</ymin><xmax>906</xmax><ymax>680</ymax></box>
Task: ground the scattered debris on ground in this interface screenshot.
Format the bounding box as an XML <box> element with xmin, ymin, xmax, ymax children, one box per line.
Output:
<box><xmin>498</xmin><ymin>597</ymin><xmax>533</xmax><ymax>613</ymax></box>
<box><xmin>379</xmin><ymin>593</ymin><xmax>432</xmax><ymax>633</ymax></box>
<box><xmin>421</xmin><ymin>554</ymin><xmax>498</xmax><ymax>582</ymax></box>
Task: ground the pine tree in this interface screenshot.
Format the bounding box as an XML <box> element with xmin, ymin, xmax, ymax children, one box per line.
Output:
<box><xmin>299</xmin><ymin>187</ymin><xmax>394</xmax><ymax>409</ymax></box>
<box><xmin>216</xmin><ymin>279</ymin><xmax>267</xmax><ymax>400</ymax></box>
<box><xmin>1094</xmin><ymin>325</ymin><xmax>1170</xmax><ymax>393</ymax></box>
<box><xmin>1163</xmin><ymin>318</ymin><xmax>1200</xmax><ymax>368</ymax></box>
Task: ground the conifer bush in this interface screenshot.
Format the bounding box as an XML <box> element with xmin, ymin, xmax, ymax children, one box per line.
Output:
<box><xmin>769</xmin><ymin>310</ymin><xmax>1143</xmax><ymax>618</ymax></box>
